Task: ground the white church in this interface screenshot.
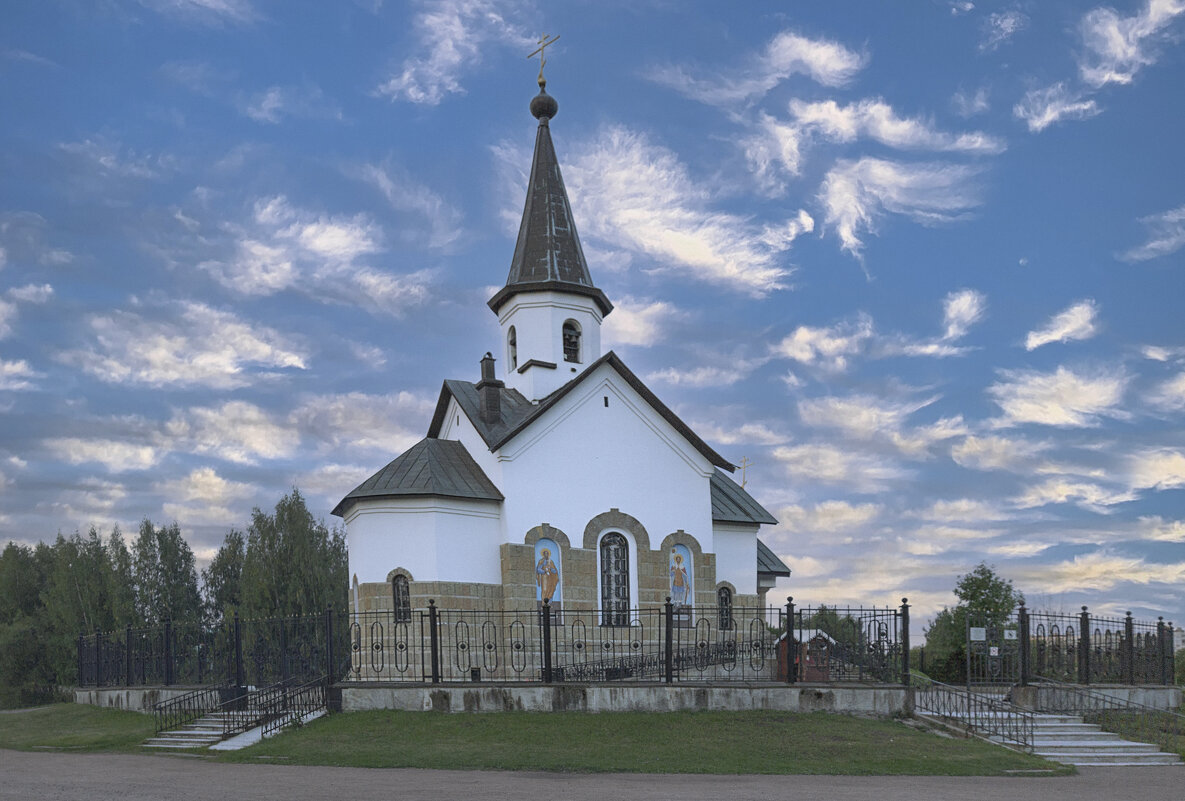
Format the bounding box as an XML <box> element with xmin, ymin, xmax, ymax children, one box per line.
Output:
<box><xmin>333</xmin><ymin>75</ymin><xmax>789</xmax><ymax>623</ymax></box>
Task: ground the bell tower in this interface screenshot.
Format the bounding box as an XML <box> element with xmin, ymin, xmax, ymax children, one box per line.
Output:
<box><xmin>488</xmin><ymin>72</ymin><xmax>612</xmax><ymax>401</ymax></box>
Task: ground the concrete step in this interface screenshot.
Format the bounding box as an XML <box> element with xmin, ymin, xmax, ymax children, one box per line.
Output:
<box><xmin>1033</xmin><ymin>751</ymin><xmax>1182</xmax><ymax>766</ymax></box>
<box><xmin>1032</xmin><ymin>740</ymin><xmax>1163</xmax><ymax>754</ymax></box>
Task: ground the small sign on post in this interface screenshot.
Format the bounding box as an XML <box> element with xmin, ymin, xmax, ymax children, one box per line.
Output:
<box><xmin>970</xmin><ymin>627</ymin><xmax>987</xmax><ymax>642</ymax></box>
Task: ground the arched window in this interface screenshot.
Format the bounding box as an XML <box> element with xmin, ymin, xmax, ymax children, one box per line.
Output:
<box><xmin>507</xmin><ymin>326</ymin><xmax>517</xmax><ymax>371</ymax></box>
<box><xmin>717</xmin><ymin>586</ymin><xmax>733</xmax><ymax>631</ymax></box>
<box><xmin>562</xmin><ymin>320</ymin><xmax>581</xmax><ymax>363</ymax></box>
<box><xmin>600</xmin><ymin>533</ymin><xmax>629</xmax><ymax>626</ymax></box>
<box><xmin>392</xmin><ymin>575</ymin><xmax>411</xmax><ymax>623</ymax></box>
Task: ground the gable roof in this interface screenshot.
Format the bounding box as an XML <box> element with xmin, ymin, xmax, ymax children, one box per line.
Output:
<box><xmin>332</xmin><ymin>438</ymin><xmax>503</xmax><ymax>517</ymax></box>
<box><xmin>710</xmin><ymin>469</ymin><xmax>778</xmax><ymax>525</ymax></box>
<box><xmin>757</xmin><ymin>539</ymin><xmax>792</xmax><ymax>578</ymax></box>
<box><xmin>427</xmin><ymin>350</ymin><xmax>735</xmax><ymax>471</ymax></box>
<box><xmin>487</xmin><ymin>90</ymin><xmax>612</xmax><ymax>318</ymax></box>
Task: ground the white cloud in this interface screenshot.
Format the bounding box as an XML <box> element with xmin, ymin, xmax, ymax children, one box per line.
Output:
<box><xmin>45</xmin><ymin>438</ymin><xmax>160</xmax><ymax>472</ymax></box>
<box><xmin>158</xmin><ymin>467</ymin><xmax>256</xmax><ymax>525</ymax></box>
<box><xmin>1079</xmin><ymin>0</ymin><xmax>1185</xmax><ymax>87</ymax></box>
<box><xmin>771</xmin><ymin>443</ymin><xmax>908</xmax><ymax>493</ymax></box>
<box><xmin>1013</xmin><ymin>478</ymin><xmax>1136</xmax><ymax>512</ymax></box>
<box><xmin>952</xmin><ymin>87</ymin><xmax>990</xmax><ymax>117</ymax></box>
<box><xmin>1016</xmin><ymin>550</ymin><xmax>1185</xmax><ymax>593</ymax></box>
<box><xmin>646</xmin><ymin>365</ymin><xmax>752</xmax><ymax>388</ymax></box>
<box><xmin>6</xmin><ymin>283</ymin><xmax>53</xmax><ymax>303</ymax></box>
<box><xmin>951</xmin><ymin>434</ymin><xmax>1048</xmax><ymax>471</ymax></box>
<box><xmin>0</xmin><ymin>358</ymin><xmax>41</xmax><ymax>391</ymax></box>
<box><xmin>59</xmin><ymin>301</ymin><xmax>306</xmax><ymax>389</ymax></box>
<box><xmin>1013</xmin><ymin>82</ymin><xmax>1101</xmax><ymax>132</ymax></box>
<box><xmin>819</xmin><ymin>157</ymin><xmax>982</xmax><ymax>257</ymax></box>
<box><xmin>1135</xmin><ymin>516</ymin><xmax>1185</xmax><ymax>542</ymax></box>
<box><xmin>167</xmin><ymin>401</ymin><xmax>300</xmax><ymax>464</ymax></box>
<box><xmin>798</xmin><ymin>394</ymin><xmax>966</xmax><ymax>457</ymax></box>
<box><xmin>778</xmin><ymin>501</ymin><xmax>881</xmax><ymax>532</ymax></box>
<box><xmin>554</xmin><ymin>126</ymin><xmax>809</xmax><ymax>295</ymax></box>
<box><xmin>740</xmin><ymin>113</ymin><xmax>805</xmax><ymax>194</ymax></box>
<box><xmin>1148</xmin><ymin>372</ymin><xmax>1185</xmax><ymax>411</ymax></box>
<box><xmin>687</xmin><ymin>422</ymin><xmax>787</xmax><ymax>447</ymax></box>
<box><xmin>57</xmin><ymin>139</ymin><xmax>168</xmax><ymax>179</ymax></box>
<box><xmin>980</xmin><ymin>10</ymin><xmax>1028</xmax><ymax>51</ymax></box>
<box><xmin>1025</xmin><ymin>299</ymin><xmax>1100</xmax><ymax>350</ymax></box>
<box><xmin>600</xmin><ymin>296</ymin><xmax>682</xmax><ymax>349</ymax></box>
<box><xmin>139</xmin><ymin>0</ymin><xmax>258</xmax><ymax>25</ymax></box>
<box><xmin>241</xmin><ymin>84</ymin><xmax>341</xmax><ymax>124</ymax></box>
<box><xmin>652</xmin><ymin>29</ymin><xmax>865</xmax><ymax>105</ymax></box>
<box><xmin>1119</xmin><ymin>203</ymin><xmax>1185</xmax><ymax>261</ymax></box>
<box><xmin>771</xmin><ymin>314</ymin><xmax>873</xmax><ymax>372</ymax></box>
<box><xmin>942</xmin><ymin>288</ymin><xmax>986</xmax><ymax>340</ymax></box>
<box><xmin>357</xmin><ymin>162</ymin><xmax>464</xmax><ymax>250</ymax></box>
<box><xmin>1128</xmin><ymin>448</ymin><xmax>1185</xmax><ymax>491</ymax></box>
<box><xmin>790</xmin><ymin>99</ymin><xmax>1005</xmax><ymax>154</ymax></box>
<box><xmin>290</xmin><ymin>391</ymin><xmax>433</xmax><ymax>455</ymax></box>
<box><xmin>1141</xmin><ymin>344</ymin><xmax>1185</xmax><ymax>361</ymax></box>
<box><xmin>375</xmin><ymin>0</ymin><xmax>530</xmax><ymax>105</ymax></box>
<box><xmin>988</xmin><ymin>366</ymin><xmax>1128</xmax><ymax>427</ymax></box>
<box><xmin>914</xmin><ymin>498</ymin><xmax>1012</xmax><ymax>523</ymax></box>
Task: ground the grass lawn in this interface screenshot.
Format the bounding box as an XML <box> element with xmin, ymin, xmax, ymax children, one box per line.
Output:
<box><xmin>0</xmin><ymin>704</ymin><xmax>155</xmax><ymax>753</ymax></box>
<box><xmin>217</xmin><ymin>710</ymin><xmax>1073</xmax><ymax>775</ymax></box>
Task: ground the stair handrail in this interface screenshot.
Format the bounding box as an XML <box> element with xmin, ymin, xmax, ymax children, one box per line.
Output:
<box><xmin>220</xmin><ymin>678</ymin><xmax>299</xmax><ymax>738</ymax></box>
<box><xmin>152</xmin><ymin>684</ymin><xmax>229</xmax><ymax>734</ymax></box>
<box><xmin>915</xmin><ymin>678</ymin><xmax>1035</xmax><ymax>751</ymax></box>
<box><xmin>260</xmin><ymin>675</ymin><xmax>327</xmax><ymax>739</ymax></box>
<box><xmin>1030</xmin><ymin>676</ymin><xmax>1184</xmax><ymax>757</ymax></box>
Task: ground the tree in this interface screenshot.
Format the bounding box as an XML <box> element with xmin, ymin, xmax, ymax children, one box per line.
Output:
<box><xmin>131</xmin><ymin>520</ymin><xmax>202</xmax><ymax>627</ymax></box>
<box><xmin>239</xmin><ymin>489</ymin><xmax>347</xmax><ymax>619</ymax></box>
<box><xmin>201</xmin><ymin>529</ymin><xmax>245</xmax><ymax>626</ymax></box>
<box><xmin>923</xmin><ymin>562</ymin><xmax>1024</xmax><ymax>683</ymax></box>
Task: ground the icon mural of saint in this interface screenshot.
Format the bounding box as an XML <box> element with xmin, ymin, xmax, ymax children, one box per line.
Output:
<box><xmin>535</xmin><ymin>546</ymin><xmax>560</xmax><ymax>602</ymax></box>
<box><xmin>669</xmin><ymin>548</ymin><xmax>690</xmax><ymax>609</ymax></box>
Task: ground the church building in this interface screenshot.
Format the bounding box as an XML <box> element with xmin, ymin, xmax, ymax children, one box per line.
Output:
<box><xmin>333</xmin><ymin>74</ymin><xmax>789</xmax><ymax>623</ymax></box>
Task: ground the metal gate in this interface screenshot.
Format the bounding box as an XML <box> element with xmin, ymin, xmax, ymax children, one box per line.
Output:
<box><xmin>965</xmin><ymin>615</ymin><xmax>1021</xmax><ymax>685</ymax></box>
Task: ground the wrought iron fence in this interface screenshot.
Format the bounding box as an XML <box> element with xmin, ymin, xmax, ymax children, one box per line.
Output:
<box><xmin>79</xmin><ymin>598</ymin><xmax>910</xmax><ymax>688</ymax></box>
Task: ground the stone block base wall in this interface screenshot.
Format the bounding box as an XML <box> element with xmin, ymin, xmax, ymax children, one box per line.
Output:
<box><xmin>341</xmin><ymin>683</ymin><xmax>910</xmax><ymax>715</ymax></box>
<box><xmin>73</xmin><ymin>686</ymin><xmax>199</xmax><ymax>713</ymax></box>
<box><xmin>1010</xmin><ymin>684</ymin><xmax>1183</xmax><ymax>711</ymax></box>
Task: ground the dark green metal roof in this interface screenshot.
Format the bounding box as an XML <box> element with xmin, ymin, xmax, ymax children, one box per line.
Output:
<box><xmin>711</xmin><ymin>469</ymin><xmax>778</xmax><ymax>525</ymax></box>
<box><xmin>488</xmin><ymin>94</ymin><xmax>612</xmax><ymax>317</ymax></box>
<box><xmin>332</xmin><ymin>438</ymin><xmax>503</xmax><ymax>517</ymax></box>
<box><xmin>757</xmin><ymin>539</ymin><xmax>791</xmax><ymax>577</ymax></box>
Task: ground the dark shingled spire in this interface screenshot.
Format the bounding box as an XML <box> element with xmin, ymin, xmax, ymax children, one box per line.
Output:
<box><xmin>488</xmin><ymin>82</ymin><xmax>612</xmax><ymax>317</ymax></box>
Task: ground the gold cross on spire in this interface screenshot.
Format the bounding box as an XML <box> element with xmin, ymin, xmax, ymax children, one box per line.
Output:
<box><xmin>528</xmin><ymin>33</ymin><xmax>560</xmax><ymax>87</ymax></box>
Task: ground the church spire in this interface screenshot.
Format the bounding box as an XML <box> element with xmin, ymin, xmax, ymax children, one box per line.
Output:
<box><xmin>487</xmin><ymin>77</ymin><xmax>612</xmax><ymax>317</ymax></box>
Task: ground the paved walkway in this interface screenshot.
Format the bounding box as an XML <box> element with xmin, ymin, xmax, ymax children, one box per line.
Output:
<box><xmin>0</xmin><ymin>751</ymin><xmax>1180</xmax><ymax>801</ymax></box>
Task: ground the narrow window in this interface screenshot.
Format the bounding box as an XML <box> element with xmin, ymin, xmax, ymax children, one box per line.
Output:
<box><xmin>507</xmin><ymin>326</ymin><xmax>517</xmax><ymax>371</ymax></box>
<box><xmin>717</xmin><ymin>586</ymin><xmax>733</xmax><ymax>631</ymax></box>
<box><xmin>392</xmin><ymin>575</ymin><xmax>411</xmax><ymax>623</ymax></box>
<box><xmin>562</xmin><ymin>320</ymin><xmax>581</xmax><ymax>363</ymax></box>
<box><xmin>600</xmin><ymin>533</ymin><xmax>629</xmax><ymax>626</ymax></box>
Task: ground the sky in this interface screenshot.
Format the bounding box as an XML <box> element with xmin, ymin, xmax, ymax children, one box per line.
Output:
<box><xmin>1</xmin><ymin>0</ymin><xmax>1184</xmax><ymax>630</ymax></box>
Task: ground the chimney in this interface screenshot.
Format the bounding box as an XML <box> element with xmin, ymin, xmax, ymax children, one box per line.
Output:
<box><xmin>476</xmin><ymin>352</ymin><xmax>504</xmax><ymax>423</ymax></box>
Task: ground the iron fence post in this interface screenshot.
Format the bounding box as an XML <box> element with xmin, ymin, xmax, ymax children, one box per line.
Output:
<box><xmin>94</xmin><ymin>629</ymin><xmax>103</xmax><ymax>687</ymax></box>
<box><xmin>1079</xmin><ymin>606</ymin><xmax>1091</xmax><ymax>684</ymax></box>
<box><xmin>125</xmin><ymin>623</ymin><xmax>133</xmax><ymax>687</ymax></box>
<box><xmin>1157</xmin><ymin>617</ymin><xmax>1169</xmax><ymax>685</ymax></box>
<box><xmin>1124</xmin><ymin>611</ymin><xmax>1135</xmax><ymax>685</ymax></box>
<box><xmin>325</xmin><ymin>606</ymin><xmax>335</xmax><ymax>686</ymax></box>
<box><xmin>164</xmin><ymin>618</ymin><xmax>174</xmax><ymax>686</ymax></box>
<box><xmin>900</xmin><ymin>598</ymin><xmax>910</xmax><ymax>687</ymax></box>
<box><xmin>281</xmin><ymin>618</ymin><xmax>290</xmax><ymax>683</ymax></box>
<box><xmin>233</xmin><ymin>610</ymin><xmax>245</xmax><ymax>688</ymax></box>
<box><xmin>77</xmin><ymin>632</ymin><xmax>85</xmax><ymax>686</ymax></box>
<box><xmin>785</xmin><ymin>597</ymin><xmax>796</xmax><ymax>684</ymax></box>
<box><xmin>428</xmin><ymin>599</ymin><xmax>441</xmax><ymax>684</ymax></box>
<box><xmin>664</xmin><ymin>597</ymin><xmax>674</xmax><ymax>684</ymax></box>
<box><xmin>541</xmin><ymin>599</ymin><xmax>553</xmax><ymax>683</ymax></box>
<box><xmin>1168</xmin><ymin>622</ymin><xmax>1176</xmax><ymax>685</ymax></box>
<box><xmin>1018</xmin><ymin>606</ymin><xmax>1030</xmax><ymax>687</ymax></box>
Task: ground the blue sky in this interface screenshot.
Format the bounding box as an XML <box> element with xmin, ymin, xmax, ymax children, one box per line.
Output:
<box><xmin>2</xmin><ymin>0</ymin><xmax>1184</xmax><ymax>627</ymax></box>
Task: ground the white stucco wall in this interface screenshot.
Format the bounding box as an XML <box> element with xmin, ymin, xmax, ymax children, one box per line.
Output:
<box><xmin>345</xmin><ymin>496</ymin><xmax>502</xmax><ymax>585</ymax></box>
<box><xmin>496</xmin><ymin>364</ymin><xmax>716</xmax><ymax>555</ymax></box>
<box><xmin>496</xmin><ymin>291</ymin><xmax>603</xmax><ymax>400</ymax></box>
<box><xmin>713</xmin><ymin>523</ymin><xmax>759</xmax><ymax>595</ymax></box>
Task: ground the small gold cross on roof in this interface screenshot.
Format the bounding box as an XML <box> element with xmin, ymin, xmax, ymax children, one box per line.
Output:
<box><xmin>528</xmin><ymin>33</ymin><xmax>560</xmax><ymax>85</ymax></box>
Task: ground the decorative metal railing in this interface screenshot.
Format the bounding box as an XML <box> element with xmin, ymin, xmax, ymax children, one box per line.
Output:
<box><xmin>915</xmin><ymin>679</ymin><xmax>1035</xmax><ymax>751</ymax></box>
<box><xmin>220</xmin><ymin>678</ymin><xmax>300</xmax><ymax>738</ymax></box>
<box><xmin>260</xmin><ymin>676</ymin><xmax>327</xmax><ymax>739</ymax></box>
<box><xmin>152</xmin><ymin>684</ymin><xmax>228</xmax><ymax>734</ymax></box>
<box><xmin>1031</xmin><ymin>677</ymin><xmax>1185</xmax><ymax>759</ymax></box>
<box><xmin>78</xmin><ymin>598</ymin><xmax>911</xmax><ymax>688</ymax></box>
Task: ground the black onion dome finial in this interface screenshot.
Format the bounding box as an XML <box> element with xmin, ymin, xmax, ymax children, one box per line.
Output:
<box><xmin>530</xmin><ymin>84</ymin><xmax>558</xmax><ymax>120</ymax></box>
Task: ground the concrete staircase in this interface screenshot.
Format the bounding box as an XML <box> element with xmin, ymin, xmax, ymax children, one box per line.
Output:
<box><xmin>1013</xmin><ymin>713</ymin><xmax>1183</xmax><ymax>767</ymax></box>
<box><xmin>142</xmin><ymin>712</ymin><xmax>228</xmax><ymax>750</ymax></box>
